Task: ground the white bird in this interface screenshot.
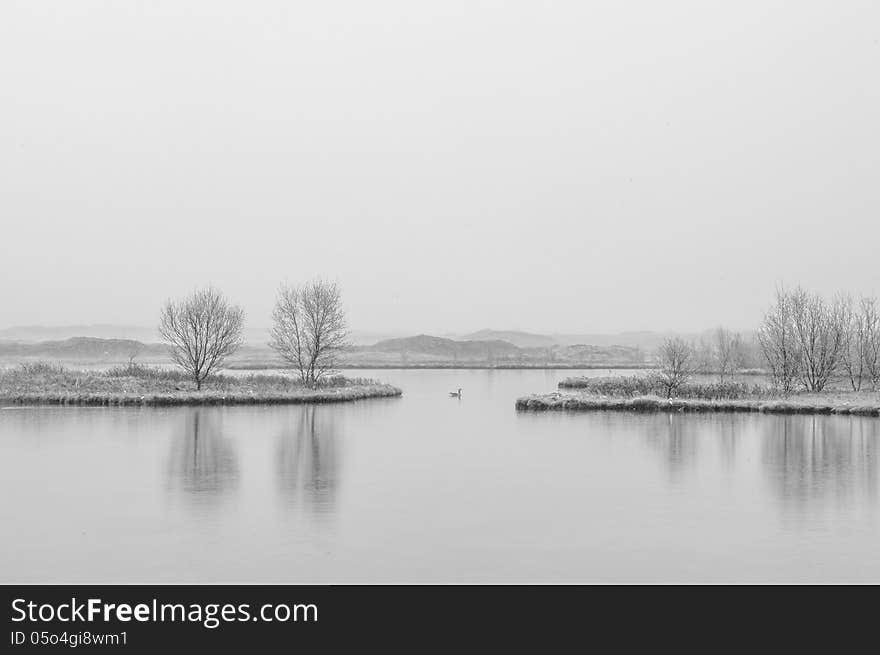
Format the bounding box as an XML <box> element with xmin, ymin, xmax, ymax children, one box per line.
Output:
<box><xmin>449</xmin><ymin>388</ymin><xmax>462</xmax><ymax>398</ymax></box>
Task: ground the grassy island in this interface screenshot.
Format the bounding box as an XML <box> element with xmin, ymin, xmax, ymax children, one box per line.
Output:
<box><xmin>516</xmin><ymin>375</ymin><xmax>880</xmax><ymax>416</ymax></box>
<box><xmin>0</xmin><ymin>363</ymin><xmax>402</xmax><ymax>407</ymax></box>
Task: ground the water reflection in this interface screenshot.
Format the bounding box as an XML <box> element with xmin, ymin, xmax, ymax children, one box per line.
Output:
<box><xmin>762</xmin><ymin>415</ymin><xmax>880</xmax><ymax>514</ymax></box>
<box><xmin>716</xmin><ymin>417</ymin><xmax>739</xmax><ymax>472</ymax></box>
<box><xmin>276</xmin><ymin>406</ymin><xmax>339</xmax><ymax>515</ymax></box>
<box><xmin>640</xmin><ymin>412</ymin><xmax>880</xmax><ymax>514</ymax></box>
<box><xmin>4</xmin><ymin>366</ymin><xmax>880</xmax><ymax>582</ymax></box>
<box><xmin>166</xmin><ymin>410</ymin><xmax>239</xmax><ymax>505</ymax></box>
<box><xmin>643</xmin><ymin>414</ymin><xmax>701</xmax><ymax>482</ymax></box>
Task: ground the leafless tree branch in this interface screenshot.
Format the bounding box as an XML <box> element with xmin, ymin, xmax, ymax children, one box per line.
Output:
<box><xmin>158</xmin><ymin>287</ymin><xmax>244</xmax><ymax>390</ymax></box>
<box><xmin>653</xmin><ymin>336</ymin><xmax>695</xmax><ymax>398</ymax></box>
<box><xmin>269</xmin><ymin>279</ymin><xmax>349</xmax><ymax>387</ymax></box>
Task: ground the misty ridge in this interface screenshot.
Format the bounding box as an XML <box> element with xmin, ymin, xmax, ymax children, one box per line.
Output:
<box><xmin>0</xmin><ymin>324</ymin><xmax>747</xmax><ymax>369</ymax></box>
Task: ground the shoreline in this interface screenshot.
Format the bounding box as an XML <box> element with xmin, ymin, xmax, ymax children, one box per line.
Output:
<box><xmin>515</xmin><ymin>393</ymin><xmax>880</xmax><ymax>416</ymax></box>
<box><xmin>0</xmin><ymin>384</ymin><xmax>402</xmax><ymax>407</ymax></box>
<box><xmin>0</xmin><ymin>364</ymin><xmax>402</xmax><ymax>407</ymax></box>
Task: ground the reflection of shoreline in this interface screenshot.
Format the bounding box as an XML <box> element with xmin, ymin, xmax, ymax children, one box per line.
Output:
<box><xmin>640</xmin><ymin>413</ymin><xmax>880</xmax><ymax>514</ymax></box>
<box><xmin>277</xmin><ymin>406</ymin><xmax>338</xmax><ymax>516</ymax></box>
<box><xmin>166</xmin><ymin>410</ymin><xmax>239</xmax><ymax>505</ymax></box>
<box><xmin>762</xmin><ymin>416</ymin><xmax>879</xmax><ymax>512</ymax></box>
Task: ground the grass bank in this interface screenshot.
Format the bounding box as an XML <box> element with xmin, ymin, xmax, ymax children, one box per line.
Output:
<box><xmin>558</xmin><ymin>375</ymin><xmax>776</xmax><ymax>399</ymax></box>
<box><xmin>0</xmin><ymin>363</ymin><xmax>402</xmax><ymax>407</ymax></box>
<box><xmin>516</xmin><ymin>392</ymin><xmax>880</xmax><ymax>416</ymax></box>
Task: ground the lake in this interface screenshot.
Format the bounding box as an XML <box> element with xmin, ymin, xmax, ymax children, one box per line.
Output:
<box><xmin>1</xmin><ymin>368</ymin><xmax>879</xmax><ymax>583</ymax></box>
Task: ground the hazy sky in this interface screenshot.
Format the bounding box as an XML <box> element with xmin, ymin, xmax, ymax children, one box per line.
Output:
<box><xmin>1</xmin><ymin>1</ymin><xmax>878</xmax><ymax>334</ymax></box>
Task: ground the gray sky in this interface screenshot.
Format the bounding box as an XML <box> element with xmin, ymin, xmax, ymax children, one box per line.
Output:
<box><xmin>1</xmin><ymin>1</ymin><xmax>878</xmax><ymax>335</ymax></box>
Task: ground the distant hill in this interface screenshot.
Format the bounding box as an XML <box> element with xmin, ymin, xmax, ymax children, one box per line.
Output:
<box><xmin>0</xmin><ymin>333</ymin><xmax>650</xmax><ymax>369</ymax></box>
<box><xmin>553</xmin><ymin>343</ymin><xmax>644</xmax><ymax>363</ymax></box>
<box><xmin>0</xmin><ymin>324</ymin><xmax>160</xmax><ymax>343</ymax></box>
<box><xmin>369</xmin><ymin>335</ymin><xmax>520</xmax><ymax>359</ymax></box>
<box><xmin>460</xmin><ymin>329</ymin><xmax>558</xmax><ymax>348</ymax></box>
<box><xmin>348</xmin><ymin>330</ymin><xmax>408</xmax><ymax>346</ymax></box>
<box><xmin>1</xmin><ymin>325</ymin><xmax>732</xmax><ymax>369</ymax></box>
<box><xmin>0</xmin><ymin>337</ymin><xmax>279</xmax><ymax>366</ymax></box>
<box><xmin>350</xmin><ymin>334</ymin><xmax>646</xmax><ymax>367</ymax></box>
<box><xmin>1</xmin><ymin>324</ymin><xmax>722</xmax><ymax>353</ymax></box>
<box><xmin>0</xmin><ymin>324</ymin><xmax>276</xmax><ymax>346</ymax></box>
<box><xmin>457</xmin><ymin>329</ymin><xmax>706</xmax><ymax>351</ymax></box>
<box><xmin>0</xmin><ymin>337</ymin><xmax>167</xmax><ymax>361</ymax></box>
<box><xmin>550</xmin><ymin>331</ymin><xmax>695</xmax><ymax>349</ymax></box>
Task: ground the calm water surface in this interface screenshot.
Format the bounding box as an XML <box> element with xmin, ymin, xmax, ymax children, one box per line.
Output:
<box><xmin>1</xmin><ymin>368</ymin><xmax>879</xmax><ymax>583</ymax></box>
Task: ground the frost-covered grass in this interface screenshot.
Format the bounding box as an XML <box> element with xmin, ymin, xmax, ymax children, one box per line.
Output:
<box><xmin>0</xmin><ymin>362</ymin><xmax>401</xmax><ymax>406</ymax></box>
<box><xmin>516</xmin><ymin>391</ymin><xmax>880</xmax><ymax>416</ymax></box>
<box><xmin>558</xmin><ymin>375</ymin><xmax>776</xmax><ymax>400</ymax></box>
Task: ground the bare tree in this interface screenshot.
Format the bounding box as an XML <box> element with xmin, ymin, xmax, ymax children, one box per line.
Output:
<box><xmin>126</xmin><ymin>341</ymin><xmax>143</xmax><ymax>367</ymax></box>
<box><xmin>654</xmin><ymin>337</ymin><xmax>695</xmax><ymax>398</ymax></box>
<box><xmin>757</xmin><ymin>287</ymin><xmax>800</xmax><ymax>395</ymax></box>
<box><xmin>839</xmin><ymin>295</ymin><xmax>862</xmax><ymax>390</ymax></box>
<box><xmin>789</xmin><ymin>287</ymin><xmax>846</xmax><ymax>392</ymax></box>
<box><xmin>269</xmin><ymin>279</ymin><xmax>349</xmax><ymax>387</ymax></box>
<box><xmin>842</xmin><ymin>295</ymin><xmax>880</xmax><ymax>391</ymax></box>
<box><xmin>864</xmin><ymin>297</ymin><xmax>880</xmax><ymax>390</ymax></box>
<box><xmin>714</xmin><ymin>327</ymin><xmax>744</xmax><ymax>383</ymax></box>
<box><xmin>158</xmin><ymin>287</ymin><xmax>244</xmax><ymax>390</ymax></box>
<box><xmin>693</xmin><ymin>337</ymin><xmax>714</xmax><ymax>375</ymax></box>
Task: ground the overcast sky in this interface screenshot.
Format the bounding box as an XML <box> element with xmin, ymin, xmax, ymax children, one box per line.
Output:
<box><xmin>1</xmin><ymin>1</ymin><xmax>878</xmax><ymax>335</ymax></box>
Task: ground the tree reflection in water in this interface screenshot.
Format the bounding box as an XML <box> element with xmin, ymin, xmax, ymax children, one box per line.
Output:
<box><xmin>643</xmin><ymin>414</ymin><xmax>701</xmax><ymax>482</ymax></box>
<box><xmin>762</xmin><ymin>415</ymin><xmax>880</xmax><ymax>512</ymax></box>
<box><xmin>166</xmin><ymin>409</ymin><xmax>239</xmax><ymax>504</ymax></box>
<box><xmin>276</xmin><ymin>406</ymin><xmax>339</xmax><ymax>516</ymax></box>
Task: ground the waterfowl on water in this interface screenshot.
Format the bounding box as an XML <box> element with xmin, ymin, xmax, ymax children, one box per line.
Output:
<box><xmin>449</xmin><ymin>388</ymin><xmax>462</xmax><ymax>398</ymax></box>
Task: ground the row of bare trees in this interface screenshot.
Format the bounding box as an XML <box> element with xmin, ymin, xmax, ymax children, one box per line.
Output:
<box><xmin>692</xmin><ymin>327</ymin><xmax>748</xmax><ymax>383</ymax></box>
<box><xmin>758</xmin><ymin>287</ymin><xmax>880</xmax><ymax>393</ymax></box>
<box><xmin>158</xmin><ymin>280</ymin><xmax>349</xmax><ymax>390</ymax></box>
<box><xmin>654</xmin><ymin>287</ymin><xmax>880</xmax><ymax>398</ymax></box>
<box><xmin>839</xmin><ymin>295</ymin><xmax>880</xmax><ymax>391</ymax></box>
<box><xmin>654</xmin><ymin>328</ymin><xmax>751</xmax><ymax>397</ymax></box>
